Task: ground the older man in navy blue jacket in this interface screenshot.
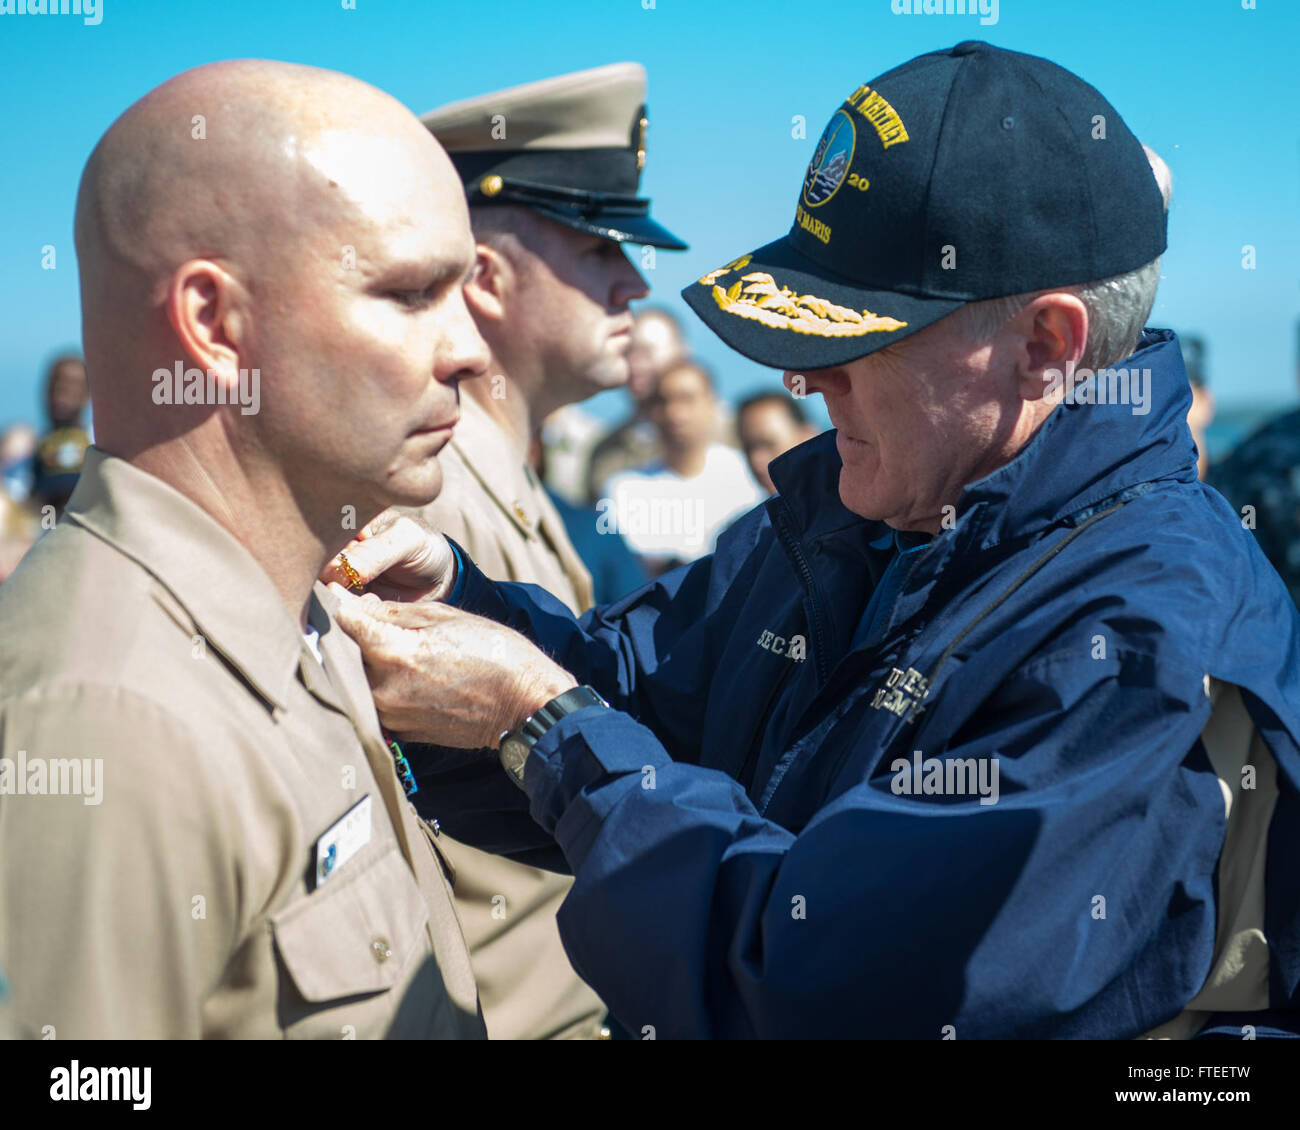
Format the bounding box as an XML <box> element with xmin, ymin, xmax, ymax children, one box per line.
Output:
<box><xmin>329</xmin><ymin>42</ymin><xmax>1300</xmax><ymax>1039</ymax></box>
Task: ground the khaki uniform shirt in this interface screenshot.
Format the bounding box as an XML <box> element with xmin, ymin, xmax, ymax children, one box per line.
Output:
<box><xmin>427</xmin><ymin>396</ymin><xmax>594</xmax><ymax>611</ymax></box>
<box><xmin>0</xmin><ymin>449</ymin><xmax>484</xmax><ymax>1039</ymax></box>
<box><xmin>416</xmin><ymin>395</ymin><xmax>605</xmax><ymax>1040</ymax></box>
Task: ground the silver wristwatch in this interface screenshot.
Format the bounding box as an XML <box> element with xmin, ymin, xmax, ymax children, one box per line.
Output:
<box><xmin>498</xmin><ymin>685</ymin><xmax>609</xmax><ymax>788</ymax></box>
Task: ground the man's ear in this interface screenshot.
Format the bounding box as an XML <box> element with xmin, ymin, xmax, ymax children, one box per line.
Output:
<box><xmin>1013</xmin><ymin>292</ymin><xmax>1088</xmax><ymax>402</ymax></box>
<box><xmin>165</xmin><ymin>259</ymin><xmax>248</xmax><ymax>389</ymax></box>
<box><xmin>464</xmin><ymin>242</ymin><xmax>509</xmax><ymax>323</ymax></box>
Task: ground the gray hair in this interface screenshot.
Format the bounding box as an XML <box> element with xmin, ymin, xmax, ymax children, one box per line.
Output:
<box><xmin>956</xmin><ymin>146</ymin><xmax>1173</xmax><ymax>370</ymax></box>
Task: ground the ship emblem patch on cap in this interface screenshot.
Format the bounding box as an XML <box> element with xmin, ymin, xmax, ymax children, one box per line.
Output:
<box><xmin>698</xmin><ymin>256</ymin><xmax>907</xmax><ymax>340</ymax></box>
<box><xmin>803</xmin><ymin>110</ymin><xmax>855</xmax><ymax>208</ymax></box>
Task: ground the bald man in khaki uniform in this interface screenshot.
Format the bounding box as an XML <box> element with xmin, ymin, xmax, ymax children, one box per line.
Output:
<box><xmin>0</xmin><ymin>60</ymin><xmax>489</xmax><ymax>1038</ymax></box>
<box><xmin>411</xmin><ymin>63</ymin><xmax>687</xmax><ymax>1040</ymax></box>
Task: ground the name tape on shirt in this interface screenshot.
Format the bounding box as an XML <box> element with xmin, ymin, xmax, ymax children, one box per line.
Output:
<box><xmin>314</xmin><ymin>794</ymin><xmax>372</xmax><ymax>888</ymax></box>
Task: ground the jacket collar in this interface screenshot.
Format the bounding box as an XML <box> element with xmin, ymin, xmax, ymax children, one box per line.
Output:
<box><xmin>954</xmin><ymin>328</ymin><xmax>1197</xmax><ymax>549</ymax></box>
<box><xmin>770</xmin><ymin>328</ymin><xmax>1197</xmax><ymax>554</ymax></box>
<box><xmin>64</xmin><ymin>448</ymin><xmax>311</xmax><ymax>712</ymax></box>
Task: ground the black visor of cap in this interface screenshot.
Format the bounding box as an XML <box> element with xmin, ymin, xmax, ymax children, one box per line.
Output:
<box><xmin>557</xmin><ymin>210</ymin><xmax>689</xmax><ymax>250</ymax></box>
<box><xmin>453</xmin><ymin>146</ymin><xmax>688</xmax><ymax>250</ymax></box>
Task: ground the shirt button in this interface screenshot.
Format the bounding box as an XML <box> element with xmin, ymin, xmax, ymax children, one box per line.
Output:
<box><xmin>370</xmin><ymin>936</ymin><xmax>392</xmax><ymax>964</ymax></box>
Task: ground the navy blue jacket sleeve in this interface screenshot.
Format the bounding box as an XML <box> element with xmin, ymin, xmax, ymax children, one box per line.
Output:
<box><xmin>407</xmin><ymin>512</ymin><xmax>771</xmax><ymax>857</ymax></box>
<box><xmin>515</xmin><ymin>648</ymin><xmax>1227</xmax><ymax>1039</ymax></box>
<box><xmin>453</xmin><ymin>505</ymin><xmax>773</xmax><ymax>764</ymax></box>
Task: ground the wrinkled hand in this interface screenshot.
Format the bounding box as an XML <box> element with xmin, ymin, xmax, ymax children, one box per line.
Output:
<box><xmin>321</xmin><ymin>510</ymin><xmax>456</xmax><ymax>603</ymax></box>
<box><xmin>330</xmin><ymin>586</ymin><xmax>577</xmax><ymax>749</ymax></box>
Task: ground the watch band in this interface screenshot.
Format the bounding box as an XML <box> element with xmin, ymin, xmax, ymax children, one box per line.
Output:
<box><xmin>498</xmin><ymin>685</ymin><xmax>608</xmax><ymax>787</ymax></box>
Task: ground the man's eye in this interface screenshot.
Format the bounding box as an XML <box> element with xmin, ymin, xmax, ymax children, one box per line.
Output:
<box><xmin>390</xmin><ymin>286</ymin><xmax>436</xmax><ymax>309</ymax></box>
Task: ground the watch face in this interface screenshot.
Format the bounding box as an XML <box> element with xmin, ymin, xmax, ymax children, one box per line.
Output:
<box><xmin>499</xmin><ymin>734</ymin><xmax>531</xmax><ymax>784</ymax></box>
<box><xmin>499</xmin><ymin>685</ymin><xmax>607</xmax><ymax>789</ymax></box>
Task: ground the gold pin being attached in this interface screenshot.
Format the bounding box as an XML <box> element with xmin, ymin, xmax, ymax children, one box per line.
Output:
<box><xmin>336</xmin><ymin>551</ymin><xmax>365</xmax><ymax>592</ymax></box>
<box><xmin>480</xmin><ymin>174</ymin><xmax>503</xmax><ymax>198</ymax></box>
<box><xmin>636</xmin><ymin>117</ymin><xmax>648</xmax><ymax>171</ymax></box>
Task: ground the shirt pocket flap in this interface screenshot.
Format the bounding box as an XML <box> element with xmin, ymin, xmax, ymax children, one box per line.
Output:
<box><xmin>272</xmin><ymin>846</ymin><xmax>429</xmax><ymax>1003</ymax></box>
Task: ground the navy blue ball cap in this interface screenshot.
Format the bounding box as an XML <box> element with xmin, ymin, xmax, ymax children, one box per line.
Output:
<box><xmin>683</xmin><ymin>40</ymin><xmax>1168</xmax><ymax>371</ymax></box>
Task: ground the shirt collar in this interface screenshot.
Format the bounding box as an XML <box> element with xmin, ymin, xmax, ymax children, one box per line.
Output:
<box><xmin>63</xmin><ymin>447</ymin><xmax>308</xmax><ymax>712</ymax></box>
<box><xmin>447</xmin><ymin>396</ymin><xmax>539</xmax><ymax>538</ymax></box>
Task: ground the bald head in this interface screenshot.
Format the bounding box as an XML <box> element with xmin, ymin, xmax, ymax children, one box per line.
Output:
<box><xmin>77</xmin><ymin>60</ymin><xmax>452</xmax><ymax>360</ymax></box>
<box><xmin>71</xmin><ymin>59</ymin><xmax>488</xmax><ymax>574</ymax></box>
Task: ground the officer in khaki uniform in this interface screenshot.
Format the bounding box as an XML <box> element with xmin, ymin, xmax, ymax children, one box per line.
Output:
<box><xmin>0</xmin><ymin>452</ymin><xmax>483</xmax><ymax>1038</ymax></box>
<box><xmin>0</xmin><ymin>59</ymin><xmax>489</xmax><ymax>1038</ymax></box>
<box><xmin>412</xmin><ymin>63</ymin><xmax>687</xmax><ymax>1039</ymax></box>
<box><xmin>432</xmin><ymin>396</ymin><xmax>593</xmax><ymax>613</ymax></box>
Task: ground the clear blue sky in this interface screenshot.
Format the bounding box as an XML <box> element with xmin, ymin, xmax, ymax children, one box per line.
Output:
<box><xmin>2</xmin><ymin>0</ymin><xmax>1297</xmax><ymax>437</ymax></box>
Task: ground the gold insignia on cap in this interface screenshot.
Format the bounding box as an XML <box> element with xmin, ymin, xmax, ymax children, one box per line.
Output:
<box><xmin>845</xmin><ymin>83</ymin><xmax>909</xmax><ymax>150</ymax></box>
<box><xmin>480</xmin><ymin>174</ymin><xmax>503</xmax><ymax>198</ymax></box>
<box><xmin>636</xmin><ymin>116</ymin><xmax>648</xmax><ymax>171</ymax></box>
<box><xmin>698</xmin><ymin>255</ymin><xmax>752</xmax><ymax>286</ymax></box>
<box><xmin>711</xmin><ymin>272</ymin><xmax>908</xmax><ymax>338</ymax></box>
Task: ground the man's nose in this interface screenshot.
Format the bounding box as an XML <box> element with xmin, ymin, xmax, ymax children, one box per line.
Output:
<box><xmin>439</xmin><ymin>288</ymin><xmax>491</xmax><ymax>384</ymax></box>
<box><xmin>612</xmin><ymin>249</ymin><xmax>651</xmax><ymax>308</ymax></box>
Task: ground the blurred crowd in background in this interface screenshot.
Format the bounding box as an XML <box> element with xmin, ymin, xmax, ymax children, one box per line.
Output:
<box><xmin>1</xmin><ymin>354</ymin><xmax>91</xmax><ymax>580</ymax></box>
<box><xmin>1</xmin><ymin>310</ymin><xmax>1296</xmax><ymax>607</ymax></box>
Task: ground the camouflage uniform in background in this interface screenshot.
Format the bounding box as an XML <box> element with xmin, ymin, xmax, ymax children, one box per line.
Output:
<box><xmin>1211</xmin><ymin>407</ymin><xmax>1300</xmax><ymax>606</ymax></box>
